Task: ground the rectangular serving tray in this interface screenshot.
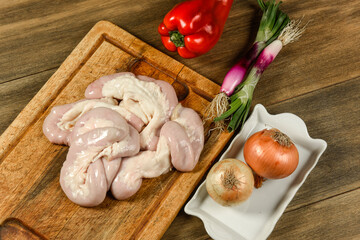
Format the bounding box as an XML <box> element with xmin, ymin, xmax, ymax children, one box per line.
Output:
<box><xmin>185</xmin><ymin>104</ymin><xmax>327</xmax><ymax>240</ymax></box>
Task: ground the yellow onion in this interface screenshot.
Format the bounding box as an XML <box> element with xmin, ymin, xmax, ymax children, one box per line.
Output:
<box><xmin>206</xmin><ymin>158</ymin><xmax>254</xmax><ymax>206</ymax></box>
<box><xmin>244</xmin><ymin>128</ymin><xmax>299</xmax><ymax>179</ymax></box>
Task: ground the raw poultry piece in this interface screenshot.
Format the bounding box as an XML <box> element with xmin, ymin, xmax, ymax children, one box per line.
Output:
<box><xmin>85</xmin><ymin>72</ymin><xmax>178</xmax><ymax>150</ymax></box>
<box><xmin>60</xmin><ymin>108</ymin><xmax>140</xmax><ymax>207</ymax></box>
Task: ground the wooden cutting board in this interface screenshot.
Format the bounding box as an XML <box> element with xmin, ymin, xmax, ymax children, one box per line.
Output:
<box><xmin>0</xmin><ymin>21</ymin><xmax>232</xmax><ymax>240</ymax></box>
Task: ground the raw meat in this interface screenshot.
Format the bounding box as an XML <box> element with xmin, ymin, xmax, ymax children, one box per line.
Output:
<box><xmin>85</xmin><ymin>72</ymin><xmax>178</xmax><ymax>150</ymax></box>
<box><xmin>43</xmin><ymin>73</ymin><xmax>204</xmax><ymax>207</ymax></box>
<box><xmin>43</xmin><ymin>98</ymin><xmax>117</xmax><ymax>145</ymax></box>
<box><xmin>111</xmin><ymin>136</ymin><xmax>171</xmax><ymax>200</ymax></box>
<box><xmin>59</xmin><ymin>108</ymin><xmax>140</xmax><ymax>206</ymax></box>
<box><xmin>111</xmin><ymin>104</ymin><xmax>204</xmax><ymax>199</ymax></box>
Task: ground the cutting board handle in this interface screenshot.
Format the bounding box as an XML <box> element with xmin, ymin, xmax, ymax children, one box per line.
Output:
<box><xmin>0</xmin><ymin>218</ymin><xmax>47</xmax><ymax>240</ymax></box>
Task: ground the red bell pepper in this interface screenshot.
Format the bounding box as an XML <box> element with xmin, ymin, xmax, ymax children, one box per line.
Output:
<box><xmin>158</xmin><ymin>0</ymin><xmax>234</xmax><ymax>58</ymax></box>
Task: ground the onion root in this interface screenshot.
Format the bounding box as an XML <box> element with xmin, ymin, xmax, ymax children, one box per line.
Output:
<box><xmin>203</xmin><ymin>92</ymin><xmax>229</xmax><ymax>134</ymax></box>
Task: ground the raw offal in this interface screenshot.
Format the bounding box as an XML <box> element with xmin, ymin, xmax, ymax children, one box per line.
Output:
<box><xmin>111</xmin><ymin>105</ymin><xmax>204</xmax><ymax>200</ymax></box>
<box><xmin>43</xmin><ymin>98</ymin><xmax>117</xmax><ymax>145</ymax></box>
<box><xmin>43</xmin><ymin>73</ymin><xmax>204</xmax><ymax>207</ymax></box>
<box><xmin>85</xmin><ymin>72</ymin><xmax>178</xmax><ymax>150</ymax></box>
<box><xmin>162</xmin><ymin>105</ymin><xmax>204</xmax><ymax>172</ymax></box>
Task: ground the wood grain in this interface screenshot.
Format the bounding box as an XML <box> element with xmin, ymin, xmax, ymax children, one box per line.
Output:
<box><xmin>0</xmin><ymin>218</ymin><xmax>46</xmax><ymax>240</ymax></box>
<box><xmin>1</xmin><ymin>0</ymin><xmax>359</xmax><ymax>86</ymax></box>
<box><xmin>0</xmin><ymin>20</ymin><xmax>233</xmax><ymax>239</ymax></box>
<box><xmin>0</xmin><ymin>70</ymin><xmax>54</xmax><ymax>133</ymax></box>
<box><xmin>271</xmin><ymin>189</ymin><xmax>360</xmax><ymax>240</ymax></box>
<box><xmin>0</xmin><ymin>0</ymin><xmax>359</xmax><ymax>239</ymax></box>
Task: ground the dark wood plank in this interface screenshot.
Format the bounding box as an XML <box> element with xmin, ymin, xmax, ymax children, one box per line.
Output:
<box><xmin>0</xmin><ymin>70</ymin><xmax>55</xmax><ymax>135</ymax></box>
<box><xmin>0</xmin><ymin>0</ymin><xmax>179</xmax><ymax>83</ymax></box>
<box><xmin>270</xmin><ymin>188</ymin><xmax>360</xmax><ymax>239</ymax></box>
<box><xmin>1</xmin><ymin>0</ymin><xmax>359</xmax><ymax>94</ymax></box>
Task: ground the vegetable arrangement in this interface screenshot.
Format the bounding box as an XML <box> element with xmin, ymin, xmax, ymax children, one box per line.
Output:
<box><xmin>206</xmin><ymin>128</ymin><xmax>299</xmax><ymax>206</ymax></box>
<box><xmin>158</xmin><ymin>0</ymin><xmax>304</xmax><ymax>207</ymax></box>
<box><xmin>158</xmin><ymin>0</ymin><xmax>233</xmax><ymax>58</ymax></box>
<box><xmin>204</xmin><ymin>0</ymin><xmax>306</xmax><ymax>133</ymax></box>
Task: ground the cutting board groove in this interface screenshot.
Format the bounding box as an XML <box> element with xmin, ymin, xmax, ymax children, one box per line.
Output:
<box><xmin>0</xmin><ymin>21</ymin><xmax>232</xmax><ymax>240</ymax></box>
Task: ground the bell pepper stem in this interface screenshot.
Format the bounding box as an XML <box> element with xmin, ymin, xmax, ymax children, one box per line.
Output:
<box><xmin>169</xmin><ymin>31</ymin><xmax>185</xmax><ymax>47</ymax></box>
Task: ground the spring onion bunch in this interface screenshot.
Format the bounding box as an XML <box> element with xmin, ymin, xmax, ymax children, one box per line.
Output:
<box><xmin>215</xmin><ymin>20</ymin><xmax>306</xmax><ymax>132</ymax></box>
<box><xmin>204</xmin><ymin>0</ymin><xmax>290</xmax><ymax>131</ymax></box>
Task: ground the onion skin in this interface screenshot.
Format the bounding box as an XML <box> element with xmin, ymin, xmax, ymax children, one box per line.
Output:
<box><xmin>206</xmin><ymin>158</ymin><xmax>254</xmax><ymax>207</ymax></box>
<box><xmin>244</xmin><ymin>128</ymin><xmax>299</xmax><ymax>179</ymax></box>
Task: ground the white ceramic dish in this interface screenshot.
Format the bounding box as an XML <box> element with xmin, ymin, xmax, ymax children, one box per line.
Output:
<box><xmin>185</xmin><ymin>104</ymin><xmax>327</xmax><ymax>240</ymax></box>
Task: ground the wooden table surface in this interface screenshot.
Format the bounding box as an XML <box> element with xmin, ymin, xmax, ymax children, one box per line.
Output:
<box><xmin>1</xmin><ymin>0</ymin><xmax>359</xmax><ymax>239</ymax></box>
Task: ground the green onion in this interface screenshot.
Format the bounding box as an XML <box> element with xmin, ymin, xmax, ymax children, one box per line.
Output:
<box><xmin>215</xmin><ymin>20</ymin><xmax>306</xmax><ymax>132</ymax></box>
<box><xmin>204</xmin><ymin>0</ymin><xmax>289</xmax><ymax>132</ymax></box>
